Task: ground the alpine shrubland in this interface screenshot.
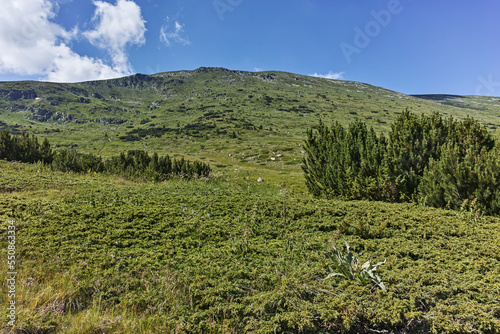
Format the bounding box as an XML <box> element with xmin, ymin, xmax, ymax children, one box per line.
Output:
<box><xmin>1</xmin><ymin>69</ymin><xmax>500</xmax><ymax>333</ymax></box>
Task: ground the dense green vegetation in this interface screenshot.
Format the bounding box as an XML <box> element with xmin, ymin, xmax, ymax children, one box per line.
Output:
<box><xmin>0</xmin><ymin>161</ymin><xmax>499</xmax><ymax>333</ymax></box>
<box><xmin>0</xmin><ymin>130</ymin><xmax>211</xmax><ymax>180</ymax></box>
<box><xmin>0</xmin><ymin>130</ymin><xmax>53</xmax><ymax>164</ymax></box>
<box><xmin>303</xmin><ymin>110</ymin><xmax>500</xmax><ymax>215</ymax></box>
<box><xmin>1</xmin><ymin>69</ymin><xmax>500</xmax><ymax>333</ymax></box>
<box><xmin>1</xmin><ymin>68</ymin><xmax>500</xmax><ymax>185</ymax></box>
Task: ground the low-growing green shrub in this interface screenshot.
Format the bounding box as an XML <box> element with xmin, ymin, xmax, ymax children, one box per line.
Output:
<box><xmin>104</xmin><ymin>150</ymin><xmax>211</xmax><ymax>180</ymax></box>
<box><xmin>52</xmin><ymin>149</ymin><xmax>104</xmax><ymax>173</ymax></box>
<box><xmin>2</xmin><ymin>180</ymin><xmax>499</xmax><ymax>333</ymax></box>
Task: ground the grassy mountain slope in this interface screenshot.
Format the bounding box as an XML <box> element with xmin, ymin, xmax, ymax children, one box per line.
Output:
<box><xmin>1</xmin><ymin>70</ymin><xmax>500</xmax><ymax>333</ymax></box>
<box><xmin>1</xmin><ymin>67</ymin><xmax>499</xmax><ymax>188</ymax></box>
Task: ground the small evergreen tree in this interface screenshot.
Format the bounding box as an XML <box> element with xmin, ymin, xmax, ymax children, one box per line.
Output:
<box><xmin>303</xmin><ymin>110</ymin><xmax>498</xmax><ymax>214</ymax></box>
<box><xmin>0</xmin><ymin>130</ymin><xmax>210</xmax><ymax>181</ymax></box>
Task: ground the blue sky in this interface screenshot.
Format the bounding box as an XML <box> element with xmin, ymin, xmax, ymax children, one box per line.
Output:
<box><xmin>0</xmin><ymin>0</ymin><xmax>499</xmax><ymax>96</ymax></box>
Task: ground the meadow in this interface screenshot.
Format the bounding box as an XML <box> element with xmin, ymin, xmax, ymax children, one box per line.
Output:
<box><xmin>0</xmin><ymin>160</ymin><xmax>499</xmax><ymax>333</ymax></box>
<box><xmin>1</xmin><ymin>68</ymin><xmax>500</xmax><ymax>333</ymax></box>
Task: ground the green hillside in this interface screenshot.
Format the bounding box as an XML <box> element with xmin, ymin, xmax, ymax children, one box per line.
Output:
<box><xmin>1</xmin><ymin>69</ymin><xmax>500</xmax><ymax>333</ymax></box>
<box><xmin>1</xmin><ymin>67</ymin><xmax>499</xmax><ymax>188</ymax></box>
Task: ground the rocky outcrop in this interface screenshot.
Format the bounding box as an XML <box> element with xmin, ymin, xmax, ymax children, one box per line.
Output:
<box><xmin>259</xmin><ymin>73</ymin><xmax>277</xmax><ymax>82</ymax></box>
<box><xmin>29</xmin><ymin>107</ymin><xmax>53</xmax><ymax>122</ymax></box>
<box><xmin>65</xmin><ymin>86</ymin><xmax>89</xmax><ymax>97</ymax></box>
<box><xmin>76</xmin><ymin>97</ymin><xmax>90</xmax><ymax>103</ymax></box>
<box><xmin>0</xmin><ymin>89</ymin><xmax>37</xmax><ymax>101</ymax></box>
<box><xmin>53</xmin><ymin>112</ymin><xmax>74</xmax><ymax>122</ymax></box>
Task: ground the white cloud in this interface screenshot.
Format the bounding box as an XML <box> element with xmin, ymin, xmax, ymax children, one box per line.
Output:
<box><xmin>84</xmin><ymin>0</ymin><xmax>146</xmax><ymax>73</ymax></box>
<box><xmin>310</xmin><ymin>71</ymin><xmax>345</xmax><ymax>80</ymax></box>
<box><xmin>254</xmin><ymin>67</ymin><xmax>263</xmax><ymax>72</ymax></box>
<box><xmin>47</xmin><ymin>46</ymin><xmax>128</xmax><ymax>82</ymax></box>
<box><xmin>0</xmin><ymin>0</ymin><xmax>146</xmax><ymax>82</ymax></box>
<box><xmin>160</xmin><ymin>18</ymin><xmax>190</xmax><ymax>47</ymax></box>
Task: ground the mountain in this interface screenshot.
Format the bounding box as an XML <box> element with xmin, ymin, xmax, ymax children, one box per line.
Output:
<box><xmin>1</xmin><ymin>67</ymin><xmax>499</xmax><ymax>186</ymax></box>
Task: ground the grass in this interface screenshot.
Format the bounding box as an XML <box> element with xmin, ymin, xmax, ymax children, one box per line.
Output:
<box><xmin>0</xmin><ymin>160</ymin><xmax>499</xmax><ymax>333</ymax></box>
<box><xmin>1</xmin><ymin>68</ymin><xmax>500</xmax><ymax>332</ymax></box>
<box><xmin>1</xmin><ymin>68</ymin><xmax>500</xmax><ymax>188</ymax></box>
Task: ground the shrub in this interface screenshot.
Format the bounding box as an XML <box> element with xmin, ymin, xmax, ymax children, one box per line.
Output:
<box><xmin>0</xmin><ymin>130</ymin><xmax>211</xmax><ymax>181</ymax></box>
<box><xmin>104</xmin><ymin>150</ymin><xmax>212</xmax><ymax>181</ymax></box>
<box><xmin>303</xmin><ymin>110</ymin><xmax>499</xmax><ymax>214</ymax></box>
<box><xmin>52</xmin><ymin>149</ymin><xmax>104</xmax><ymax>173</ymax></box>
<box><xmin>0</xmin><ymin>129</ymin><xmax>53</xmax><ymax>164</ymax></box>
<box><xmin>419</xmin><ymin>144</ymin><xmax>500</xmax><ymax>215</ymax></box>
<box><xmin>302</xmin><ymin>119</ymin><xmax>389</xmax><ymax>201</ymax></box>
